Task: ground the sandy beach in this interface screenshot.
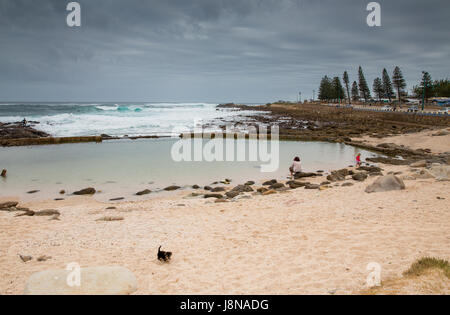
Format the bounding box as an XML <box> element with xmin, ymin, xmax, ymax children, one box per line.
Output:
<box><xmin>1</xmin><ymin>131</ymin><xmax>449</xmax><ymax>295</ymax></box>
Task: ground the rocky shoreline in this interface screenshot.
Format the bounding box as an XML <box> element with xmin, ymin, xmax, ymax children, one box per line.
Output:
<box><xmin>216</xmin><ymin>103</ymin><xmax>450</xmax><ymax>165</ymax></box>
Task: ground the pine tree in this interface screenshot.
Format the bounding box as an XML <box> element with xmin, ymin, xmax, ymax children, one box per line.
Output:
<box><xmin>373</xmin><ymin>78</ymin><xmax>384</xmax><ymax>101</ymax></box>
<box><xmin>382</xmin><ymin>68</ymin><xmax>394</xmax><ymax>102</ymax></box>
<box><xmin>358</xmin><ymin>66</ymin><xmax>371</xmax><ymax>102</ymax></box>
<box><xmin>392</xmin><ymin>66</ymin><xmax>406</xmax><ymax>103</ymax></box>
<box><xmin>351</xmin><ymin>81</ymin><xmax>359</xmax><ymax>101</ymax></box>
<box><xmin>318</xmin><ymin>76</ymin><xmax>333</xmax><ymax>101</ymax></box>
<box><xmin>343</xmin><ymin>71</ymin><xmax>350</xmax><ymax>104</ymax></box>
<box><xmin>420</xmin><ymin>71</ymin><xmax>433</xmax><ymax>104</ymax></box>
<box><xmin>332</xmin><ymin>76</ymin><xmax>346</xmax><ymax>103</ymax></box>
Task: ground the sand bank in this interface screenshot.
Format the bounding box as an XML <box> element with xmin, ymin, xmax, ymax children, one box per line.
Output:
<box><xmin>1</xmin><ymin>161</ymin><xmax>449</xmax><ymax>295</ymax></box>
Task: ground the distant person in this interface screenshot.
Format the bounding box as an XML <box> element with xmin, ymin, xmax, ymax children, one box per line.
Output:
<box><xmin>289</xmin><ymin>157</ymin><xmax>302</xmax><ymax>177</ymax></box>
<box><xmin>22</xmin><ymin>118</ymin><xmax>27</xmax><ymax>126</ymax></box>
<box><xmin>356</xmin><ymin>153</ymin><xmax>362</xmax><ymax>167</ymax></box>
<box><xmin>1</xmin><ymin>169</ymin><xmax>6</xmax><ymax>178</ymax></box>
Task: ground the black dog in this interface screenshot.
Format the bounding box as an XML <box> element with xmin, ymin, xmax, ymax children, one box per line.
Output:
<box><xmin>158</xmin><ymin>246</ymin><xmax>172</xmax><ymax>262</ymax></box>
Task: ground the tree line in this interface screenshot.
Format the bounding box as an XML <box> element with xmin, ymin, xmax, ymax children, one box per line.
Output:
<box><xmin>318</xmin><ymin>66</ymin><xmax>449</xmax><ymax>104</ymax></box>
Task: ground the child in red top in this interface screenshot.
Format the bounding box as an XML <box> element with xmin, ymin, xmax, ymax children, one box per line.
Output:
<box><xmin>356</xmin><ymin>153</ymin><xmax>362</xmax><ymax>167</ymax></box>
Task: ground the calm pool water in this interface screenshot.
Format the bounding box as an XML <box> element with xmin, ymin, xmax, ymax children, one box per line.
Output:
<box><xmin>0</xmin><ymin>138</ymin><xmax>378</xmax><ymax>202</ymax></box>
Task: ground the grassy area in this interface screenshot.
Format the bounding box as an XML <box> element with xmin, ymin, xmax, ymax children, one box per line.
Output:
<box><xmin>403</xmin><ymin>257</ymin><xmax>450</xmax><ymax>279</ymax></box>
<box><xmin>360</xmin><ymin>257</ymin><xmax>450</xmax><ymax>295</ymax></box>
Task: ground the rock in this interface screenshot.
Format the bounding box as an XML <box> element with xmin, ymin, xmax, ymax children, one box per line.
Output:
<box><xmin>27</xmin><ymin>190</ymin><xmax>40</xmax><ymax>194</ymax></box>
<box><xmin>204</xmin><ymin>194</ymin><xmax>223</xmax><ymax>199</ymax></box>
<box><xmin>232</xmin><ymin>185</ymin><xmax>254</xmax><ymax>193</ymax></box>
<box><xmin>432</xmin><ymin>130</ymin><xmax>450</xmax><ymax>136</ymax></box>
<box><xmin>15</xmin><ymin>210</ymin><xmax>35</xmax><ymax>217</ymax></box>
<box><xmin>294</xmin><ymin>172</ymin><xmax>319</xmax><ymax>179</ymax></box>
<box><xmin>73</xmin><ymin>188</ymin><xmax>96</xmax><ymax>195</ymax></box>
<box><xmin>412</xmin><ymin>169</ymin><xmax>434</xmax><ymax>180</ymax></box>
<box><xmin>365</xmin><ymin>175</ymin><xmax>406</xmax><ymax>193</ymax></box>
<box><xmin>286</xmin><ymin>181</ymin><xmax>308</xmax><ymax>189</ymax></box>
<box><xmin>136</xmin><ymin>189</ymin><xmax>151</xmax><ymax>196</ymax></box>
<box><xmin>96</xmin><ymin>216</ymin><xmax>124</xmax><ymax>222</ymax></box>
<box><xmin>262</xmin><ymin>190</ymin><xmax>277</xmax><ymax>196</ymax></box>
<box><xmin>352</xmin><ymin>173</ymin><xmax>368</xmax><ymax>182</ymax></box>
<box><xmin>37</xmin><ymin>255</ymin><xmax>52</xmax><ymax>262</ymax></box>
<box><xmin>1</xmin><ymin>169</ymin><xmax>6</xmax><ymax>177</ymax></box>
<box><xmin>59</xmin><ymin>190</ymin><xmax>66</xmax><ymax>195</ymax></box>
<box><xmin>192</xmin><ymin>185</ymin><xmax>200</xmax><ymax>189</ymax></box>
<box><xmin>342</xmin><ymin>182</ymin><xmax>354</xmax><ymax>187</ymax></box>
<box><xmin>106</xmin><ymin>207</ymin><xmax>117</xmax><ymax>210</ymax></box>
<box><xmin>211</xmin><ymin>187</ymin><xmax>226</xmax><ymax>192</ymax></box>
<box><xmin>327</xmin><ymin>169</ymin><xmax>349</xmax><ymax>182</ymax></box>
<box><xmin>225</xmin><ymin>191</ymin><xmax>240</xmax><ymax>199</ymax></box>
<box><xmin>215</xmin><ymin>199</ymin><xmax>228</xmax><ymax>203</ymax></box>
<box><xmin>34</xmin><ymin>210</ymin><xmax>60</xmax><ymax>217</ymax></box>
<box><xmin>50</xmin><ymin>214</ymin><xmax>61</xmax><ymax>221</ymax></box>
<box><xmin>410</xmin><ymin>160</ymin><xmax>427</xmax><ymax>168</ymax></box>
<box><xmin>269</xmin><ymin>183</ymin><xmax>285</xmax><ymax>190</ymax></box>
<box><xmin>357</xmin><ymin>166</ymin><xmax>382</xmax><ymax>173</ymax></box>
<box><xmin>305</xmin><ymin>184</ymin><xmax>320</xmax><ymax>190</ymax></box>
<box><xmin>164</xmin><ymin>186</ymin><xmax>181</xmax><ymax>191</ymax></box>
<box><xmin>204</xmin><ymin>186</ymin><xmax>212</xmax><ymax>191</ymax></box>
<box><xmin>24</xmin><ymin>266</ymin><xmax>138</xmax><ymax>295</ymax></box>
<box><xmin>0</xmin><ymin>201</ymin><xmax>19</xmax><ymax>210</ymax></box>
<box><xmin>110</xmin><ymin>197</ymin><xmax>125</xmax><ymax>201</ymax></box>
<box><xmin>19</xmin><ymin>255</ymin><xmax>33</xmax><ymax>263</ymax></box>
<box><xmin>245</xmin><ymin>181</ymin><xmax>255</xmax><ymax>186</ymax></box>
<box><xmin>428</xmin><ymin>164</ymin><xmax>450</xmax><ymax>181</ymax></box>
<box><xmin>257</xmin><ymin>187</ymin><xmax>269</xmax><ymax>194</ymax></box>
<box><xmin>321</xmin><ymin>181</ymin><xmax>331</xmax><ymax>186</ymax></box>
<box><xmin>185</xmin><ymin>193</ymin><xmax>201</xmax><ymax>198</ymax></box>
<box><xmin>366</xmin><ymin>157</ymin><xmax>410</xmax><ymax>166</ymax></box>
<box><xmin>263</xmin><ymin>180</ymin><xmax>277</xmax><ymax>186</ymax></box>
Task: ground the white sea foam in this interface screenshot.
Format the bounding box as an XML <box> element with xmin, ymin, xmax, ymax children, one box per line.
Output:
<box><xmin>0</xmin><ymin>102</ymin><xmax>263</xmax><ymax>137</ymax></box>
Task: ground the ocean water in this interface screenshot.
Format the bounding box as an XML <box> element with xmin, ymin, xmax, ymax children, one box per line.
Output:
<box><xmin>0</xmin><ymin>138</ymin><xmax>379</xmax><ymax>202</ymax></box>
<box><xmin>0</xmin><ymin>102</ymin><xmax>261</xmax><ymax>137</ymax></box>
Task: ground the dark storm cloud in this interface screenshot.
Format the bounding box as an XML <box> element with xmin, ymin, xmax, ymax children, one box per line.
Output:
<box><xmin>0</xmin><ymin>0</ymin><xmax>448</xmax><ymax>102</ymax></box>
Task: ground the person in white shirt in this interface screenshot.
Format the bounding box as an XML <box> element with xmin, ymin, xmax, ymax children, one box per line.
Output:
<box><xmin>289</xmin><ymin>157</ymin><xmax>302</xmax><ymax>177</ymax></box>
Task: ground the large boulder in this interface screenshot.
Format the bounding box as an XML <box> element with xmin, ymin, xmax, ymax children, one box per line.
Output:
<box><xmin>365</xmin><ymin>175</ymin><xmax>406</xmax><ymax>193</ymax></box>
<box><xmin>24</xmin><ymin>266</ymin><xmax>137</xmax><ymax>295</ymax></box>
<box><xmin>428</xmin><ymin>164</ymin><xmax>450</xmax><ymax>181</ymax></box>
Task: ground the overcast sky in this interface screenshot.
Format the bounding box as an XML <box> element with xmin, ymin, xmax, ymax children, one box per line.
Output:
<box><xmin>0</xmin><ymin>0</ymin><xmax>448</xmax><ymax>103</ymax></box>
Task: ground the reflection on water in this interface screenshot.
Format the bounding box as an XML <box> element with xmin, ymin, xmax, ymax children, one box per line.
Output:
<box><xmin>0</xmin><ymin>138</ymin><xmax>378</xmax><ymax>201</ymax></box>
